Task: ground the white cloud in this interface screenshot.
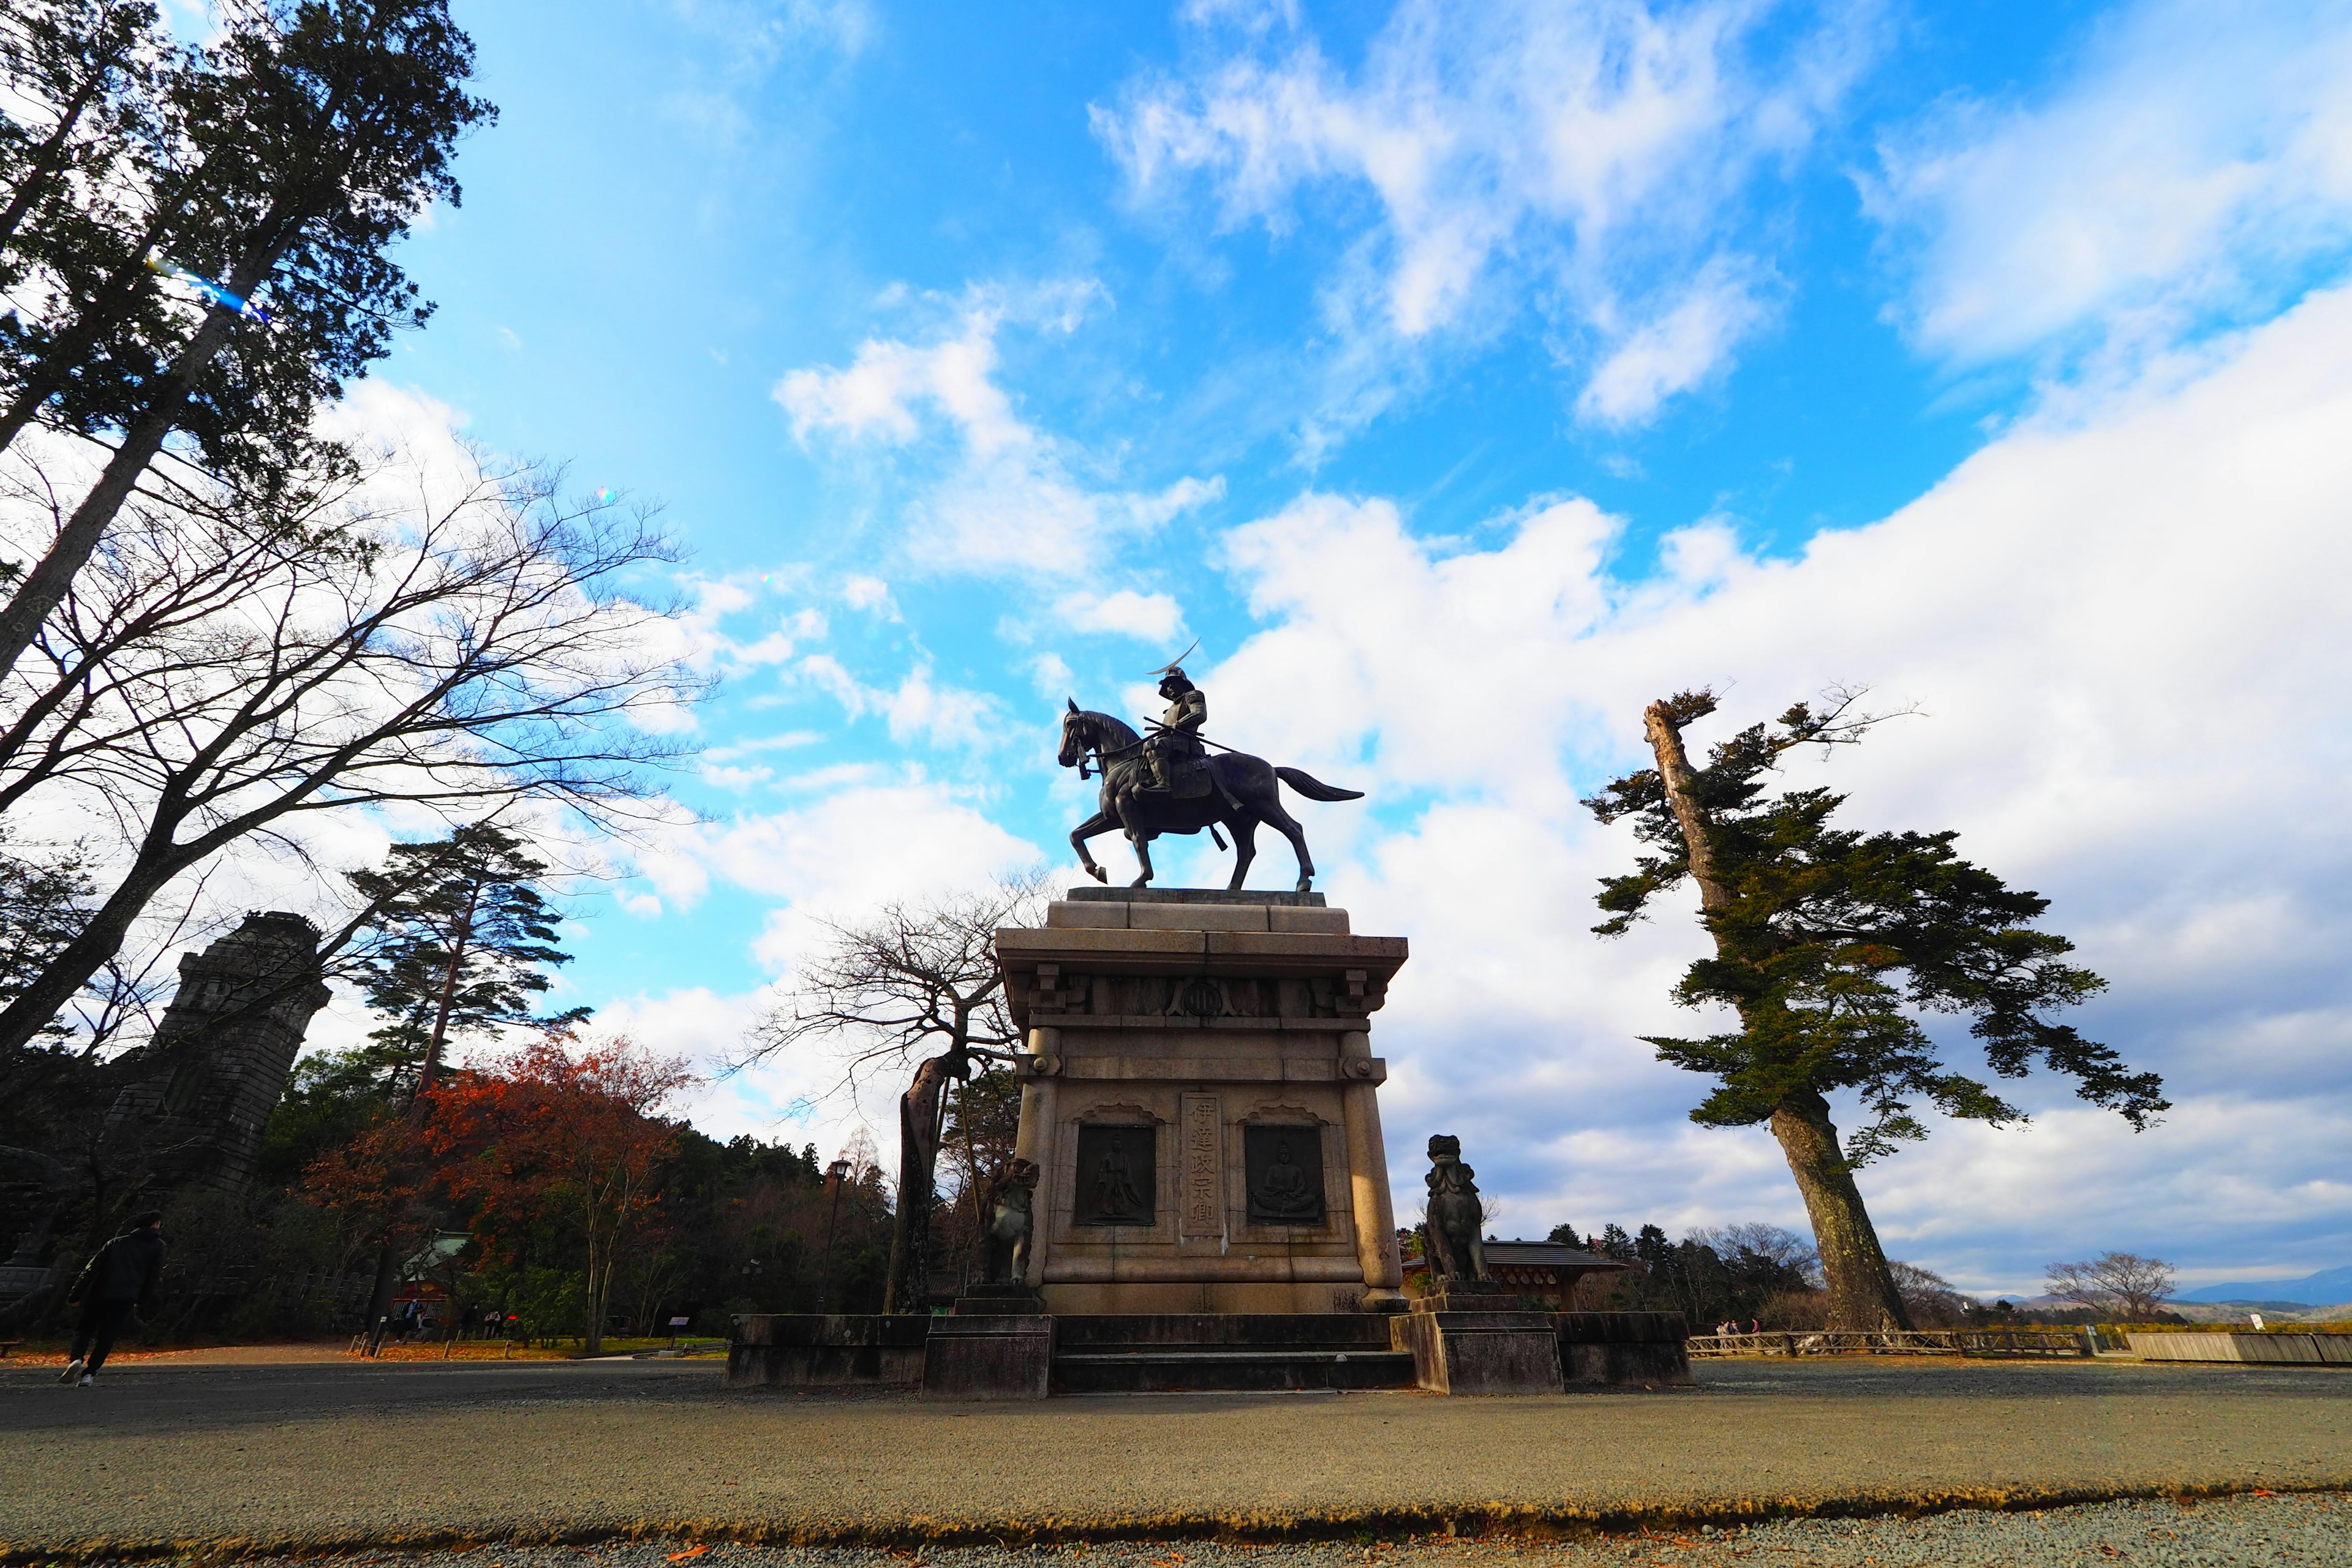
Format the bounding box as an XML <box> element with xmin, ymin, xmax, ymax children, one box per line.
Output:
<box><xmin>1868</xmin><ymin>0</ymin><xmax>2352</xmax><ymax>365</ymax></box>
<box><xmin>1576</xmin><ymin>256</ymin><xmax>1772</xmax><ymax>425</ymax></box>
<box><xmin>791</xmin><ymin>654</ymin><xmax>1008</xmax><ymax>751</ymax></box>
<box><xmin>1095</xmin><ymin>0</ymin><xmax>1871</xmax><ymax>431</ymax></box>
<box><xmin>1054</xmin><ymin>587</ymin><xmax>1188</xmax><ymax>641</ymax></box>
<box><xmin>1203</xmin><ymin>280</ymin><xmax>2352</xmax><ymax>1289</ymax></box>
<box><xmin>1028</xmin><ymin>651</ymin><xmax>1076</xmax><ymax>698</ymax></box>
<box><xmin>729</xmin><ymin>783</ymin><xmax>958</xmax><ymax>893</ymax></box>
<box><xmin>693</xmin><ymin>783</ymin><xmax>1042</xmax><ymax>973</ymax></box>
<box><xmin>589</xmin><ymin>985</ymin><xmax>831</xmax><ymax>1145</ymax></box>
<box><xmin>699</xmin><ymin>762</ymin><xmax>773</xmax><ymax>792</ymax></box>
<box><xmin>774</xmin><ymin>289</ymin><xmax>1223</xmax><ymax>573</ymax></box>
<box><xmin>666</xmin><ymin>0</ymin><xmax>874</xmax><ymax>66</ymax></box>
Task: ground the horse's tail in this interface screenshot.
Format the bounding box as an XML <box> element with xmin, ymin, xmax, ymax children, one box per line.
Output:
<box><xmin>1275</xmin><ymin>766</ymin><xmax>1365</xmax><ymax>802</ymax></box>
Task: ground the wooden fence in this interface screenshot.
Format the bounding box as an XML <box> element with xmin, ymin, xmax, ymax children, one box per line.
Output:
<box><xmin>2127</xmin><ymin>1331</ymin><xmax>2352</xmax><ymax>1364</ymax></box>
<box><xmin>1687</xmin><ymin>1327</ymin><xmax>2094</xmax><ymax>1359</ymax></box>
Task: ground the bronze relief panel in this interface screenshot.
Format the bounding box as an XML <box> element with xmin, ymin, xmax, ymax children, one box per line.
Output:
<box><xmin>1072</xmin><ymin>1123</ymin><xmax>1156</xmax><ymax>1227</ymax></box>
<box><xmin>1243</xmin><ymin>1122</ymin><xmax>1327</xmax><ymax>1227</ymax></box>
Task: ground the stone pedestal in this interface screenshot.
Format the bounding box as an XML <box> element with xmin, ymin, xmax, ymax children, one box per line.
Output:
<box><xmin>995</xmin><ymin>888</ymin><xmax>1409</xmax><ymax>1316</ymax></box>
<box><xmin>951</xmin><ymin>1283</ymin><xmax>1046</xmax><ymax>1314</ymax></box>
<box><xmin>1557</xmin><ymin>1310</ymin><xmax>1694</xmax><ymax>1386</ymax></box>
<box><xmin>1395</xmin><ymin>1305</ymin><xmax>1564</xmax><ymax>1395</ymax></box>
<box><xmin>1417</xmin><ymin>1281</ymin><xmax>1514</xmax><ymax>1313</ymax></box>
<box><xmin>725</xmin><ymin>1314</ymin><xmax>927</xmax><ymax>1387</ymax></box>
<box><xmin>921</xmin><ymin>1314</ymin><xmax>1053</xmax><ymax>1400</ymax></box>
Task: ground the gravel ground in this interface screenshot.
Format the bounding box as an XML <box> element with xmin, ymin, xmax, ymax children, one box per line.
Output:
<box><xmin>153</xmin><ymin>1491</ymin><xmax>2352</xmax><ymax>1567</ymax></box>
<box><xmin>6</xmin><ymin>1357</ymin><xmax>2348</xmax><ymax>1561</ymax></box>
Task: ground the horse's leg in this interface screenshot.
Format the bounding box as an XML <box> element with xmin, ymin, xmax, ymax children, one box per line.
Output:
<box><xmin>1070</xmin><ymin>810</ymin><xmax>1117</xmax><ymax>884</ymax></box>
<box><xmin>1224</xmin><ymin>814</ymin><xmax>1258</xmax><ymax>891</ymax></box>
<box><xmin>1117</xmin><ymin>799</ymin><xmax>1156</xmax><ymax>886</ymax></box>
<box><xmin>1261</xmin><ymin>797</ymin><xmax>1316</xmax><ymax>892</ymax></box>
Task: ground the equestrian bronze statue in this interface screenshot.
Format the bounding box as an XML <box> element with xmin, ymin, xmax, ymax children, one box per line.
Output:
<box><xmin>1057</xmin><ymin>657</ymin><xmax>1365</xmax><ymax>892</ymax></box>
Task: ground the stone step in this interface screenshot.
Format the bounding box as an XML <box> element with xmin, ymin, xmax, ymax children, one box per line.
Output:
<box><xmin>1053</xmin><ymin>1347</ymin><xmax>1417</xmax><ymax>1393</ymax></box>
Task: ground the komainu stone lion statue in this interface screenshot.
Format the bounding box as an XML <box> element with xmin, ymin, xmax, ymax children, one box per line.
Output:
<box><xmin>1423</xmin><ymin>1134</ymin><xmax>1489</xmax><ymax>1284</ymax></box>
<box><xmin>980</xmin><ymin>1157</ymin><xmax>1040</xmax><ymax>1286</ymax></box>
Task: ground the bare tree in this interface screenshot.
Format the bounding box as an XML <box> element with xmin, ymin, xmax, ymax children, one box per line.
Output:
<box><xmin>1887</xmin><ymin>1261</ymin><xmax>1974</xmax><ymax>1327</ymax></box>
<box><xmin>1689</xmin><ymin>1222</ymin><xmax>1822</xmax><ymax>1286</ymax></box>
<box><xmin>0</xmin><ymin>437</ymin><xmax>702</xmax><ymax>1058</ymax></box>
<box><xmin>741</xmin><ymin>873</ymin><xmax>1047</xmax><ymax>1314</ymax></box>
<box><xmin>2046</xmin><ymin>1252</ymin><xmax>2177</xmax><ymax>1321</ymax></box>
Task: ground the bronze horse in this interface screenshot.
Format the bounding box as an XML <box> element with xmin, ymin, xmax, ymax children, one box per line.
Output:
<box><xmin>1058</xmin><ymin>703</ymin><xmax>1364</xmax><ymax>891</ymax></box>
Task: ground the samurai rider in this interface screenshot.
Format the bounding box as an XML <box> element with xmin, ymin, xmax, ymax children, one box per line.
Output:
<box><xmin>1142</xmin><ymin>662</ymin><xmax>1208</xmax><ymax>796</ymax></box>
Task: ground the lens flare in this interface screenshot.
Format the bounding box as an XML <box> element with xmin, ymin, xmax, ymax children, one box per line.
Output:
<box><xmin>143</xmin><ymin>253</ymin><xmax>268</xmax><ymax>323</ymax></box>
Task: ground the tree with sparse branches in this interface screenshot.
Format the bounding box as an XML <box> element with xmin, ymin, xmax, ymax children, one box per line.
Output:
<box><xmin>741</xmin><ymin>874</ymin><xmax>1047</xmax><ymax>1314</ymax></box>
<box><xmin>0</xmin><ymin>440</ymin><xmax>698</xmax><ymax>1060</ymax></box>
<box><xmin>2046</xmin><ymin>1252</ymin><xmax>2176</xmax><ymax>1321</ymax></box>
<box><xmin>1586</xmin><ymin>688</ymin><xmax>2168</xmax><ymax>1330</ymax></box>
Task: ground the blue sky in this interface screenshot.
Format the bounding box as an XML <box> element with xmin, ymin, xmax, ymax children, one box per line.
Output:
<box><xmin>312</xmin><ymin>0</ymin><xmax>2352</xmax><ymax>1298</ymax></box>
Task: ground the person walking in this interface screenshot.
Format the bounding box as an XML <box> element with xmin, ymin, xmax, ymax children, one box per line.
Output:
<box><xmin>59</xmin><ymin>1211</ymin><xmax>166</xmax><ymax>1387</ymax></box>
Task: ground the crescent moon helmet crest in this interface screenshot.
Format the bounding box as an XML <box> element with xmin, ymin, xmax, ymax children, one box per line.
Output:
<box><xmin>1144</xmin><ymin>638</ymin><xmax>1200</xmax><ymax>677</ymax></box>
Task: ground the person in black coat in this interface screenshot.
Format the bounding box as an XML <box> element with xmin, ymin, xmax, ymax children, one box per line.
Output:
<box><xmin>60</xmin><ymin>1211</ymin><xmax>165</xmax><ymax>1386</ymax></box>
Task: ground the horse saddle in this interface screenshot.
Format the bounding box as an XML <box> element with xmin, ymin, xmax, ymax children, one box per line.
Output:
<box><xmin>1152</xmin><ymin>754</ymin><xmax>1215</xmax><ymax>801</ymax></box>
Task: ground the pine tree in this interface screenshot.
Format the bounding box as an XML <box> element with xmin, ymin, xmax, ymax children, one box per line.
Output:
<box><xmin>0</xmin><ymin>0</ymin><xmax>496</xmax><ymax>675</ymax></box>
<box><xmin>349</xmin><ymin>822</ymin><xmax>584</xmax><ymax>1105</ymax></box>
<box><xmin>1585</xmin><ymin>690</ymin><xmax>2166</xmax><ymax>1330</ymax></box>
<box><xmin>344</xmin><ymin>821</ymin><xmax>582</xmax><ymax>1348</ymax></box>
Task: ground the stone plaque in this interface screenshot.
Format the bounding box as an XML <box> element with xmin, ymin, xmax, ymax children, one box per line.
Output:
<box><xmin>1179</xmin><ymin>1093</ymin><xmax>1221</xmax><ymax>1237</ymax></box>
<box><xmin>1244</xmin><ymin>1123</ymin><xmax>1327</xmax><ymax>1227</ymax></box>
<box><xmin>1072</xmin><ymin>1123</ymin><xmax>1155</xmax><ymax>1227</ymax></box>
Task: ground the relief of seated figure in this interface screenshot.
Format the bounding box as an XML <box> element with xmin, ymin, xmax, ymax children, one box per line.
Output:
<box><xmin>1251</xmin><ymin>1135</ymin><xmax>1321</xmax><ymax>1219</ymax></box>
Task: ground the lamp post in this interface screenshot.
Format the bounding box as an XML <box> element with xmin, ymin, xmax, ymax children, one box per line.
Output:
<box><xmin>818</xmin><ymin>1158</ymin><xmax>853</xmax><ymax>1313</ymax></box>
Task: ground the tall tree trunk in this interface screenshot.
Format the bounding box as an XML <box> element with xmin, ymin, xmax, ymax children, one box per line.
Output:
<box><xmin>0</xmin><ymin>67</ymin><xmax>104</xmax><ymax>255</ymax></box>
<box><xmin>1643</xmin><ymin>699</ymin><xmax>1733</xmax><ymax>911</ymax></box>
<box><xmin>1769</xmin><ymin>1091</ymin><xmax>1912</xmax><ymax>1331</ymax></box>
<box><xmin>1643</xmin><ymin>696</ymin><xmax>1911</xmax><ymax>1333</ymax></box>
<box><xmin>0</xmin><ymin>201</ymin><xmax>179</xmax><ymax>459</ymax></box>
<box><xmin>0</xmin><ymin>222</ymin><xmax>287</xmax><ymax>678</ymax></box>
<box><xmin>881</xmin><ymin>1046</ymin><xmax>962</xmax><ymax>1314</ymax></box>
<box><xmin>583</xmin><ymin>1215</ymin><xmax>603</xmax><ymax>1354</ymax></box>
<box><xmin>360</xmin><ymin>1240</ymin><xmax>401</xmax><ymax>1354</ymax></box>
<box><xmin>881</xmin><ymin>1109</ymin><xmax>932</xmax><ymax>1316</ymax></box>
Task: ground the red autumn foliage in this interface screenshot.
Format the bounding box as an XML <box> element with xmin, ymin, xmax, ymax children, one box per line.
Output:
<box><xmin>306</xmin><ymin>1033</ymin><xmax>692</xmax><ymax>1351</ymax></box>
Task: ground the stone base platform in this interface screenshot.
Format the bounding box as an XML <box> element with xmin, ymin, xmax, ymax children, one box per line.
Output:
<box><xmin>924</xmin><ymin>1314</ymin><xmax>1052</xmax><ymax>1400</ymax></box>
<box><xmin>725</xmin><ymin>1314</ymin><xmax>928</xmax><ymax>1387</ymax></box>
<box><xmin>1558</xmin><ymin>1311</ymin><xmax>1694</xmax><ymax>1387</ymax></box>
<box><xmin>729</xmin><ymin>1310</ymin><xmax>1689</xmax><ymax>1395</ymax></box>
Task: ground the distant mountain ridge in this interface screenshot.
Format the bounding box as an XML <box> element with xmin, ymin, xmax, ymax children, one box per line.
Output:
<box><xmin>2176</xmin><ymin>1265</ymin><xmax>2352</xmax><ymax>1305</ymax></box>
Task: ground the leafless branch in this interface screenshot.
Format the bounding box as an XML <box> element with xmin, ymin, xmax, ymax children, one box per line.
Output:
<box><xmin>735</xmin><ymin>871</ymin><xmax>1049</xmax><ymax>1104</ymax></box>
<box><xmin>0</xmin><ymin>435</ymin><xmax>707</xmax><ymax>1055</ymax></box>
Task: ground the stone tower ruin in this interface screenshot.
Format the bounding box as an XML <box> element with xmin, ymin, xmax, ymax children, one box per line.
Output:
<box><xmin>105</xmin><ymin>911</ymin><xmax>331</xmax><ymax>1197</ymax></box>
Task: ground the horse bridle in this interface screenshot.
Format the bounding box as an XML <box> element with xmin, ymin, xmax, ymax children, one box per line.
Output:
<box><xmin>1068</xmin><ymin>712</ymin><xmax>1145</xmax><ymax>781</ymax></box>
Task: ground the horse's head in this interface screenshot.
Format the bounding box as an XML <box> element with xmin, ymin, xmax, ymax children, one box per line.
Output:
<box><xmin>1058</xmin><ymin>698</ymin><xmax>1088</xmax><ymax>770</ymax></box>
